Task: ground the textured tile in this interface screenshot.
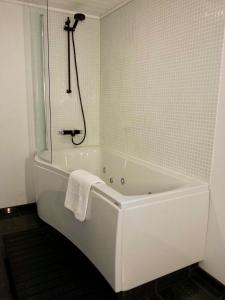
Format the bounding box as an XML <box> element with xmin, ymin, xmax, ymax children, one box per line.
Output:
<box><xmin>101</xmin><ymin>0</ymin><xmax>225</xmax><ymax>181</ymax></box>
<box><xmin>49</xmin><ymin>11</ymin><xmax>100</xmax><ymax>150</ymax></box>
<box><xmin>30</xmin><ymin>8</ymin><xmax>100</xmax><ymax>153</ymax></box>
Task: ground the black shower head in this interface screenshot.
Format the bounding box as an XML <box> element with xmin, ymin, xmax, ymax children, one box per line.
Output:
<box><xmin>74</xmin><ymin>13</ymin><xmax>86</xmax><ymax>21</ymax></box>
<box><xmin>72</xmin><ymin>13</ymin><xmax>86</xmax><ymax>30</ymax></box>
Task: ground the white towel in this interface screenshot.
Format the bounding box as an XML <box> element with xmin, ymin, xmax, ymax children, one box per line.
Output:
<box><xmin>64</xmin><ymin>169</ymin><xmax>104</xmax><ymax>222</ymax></box>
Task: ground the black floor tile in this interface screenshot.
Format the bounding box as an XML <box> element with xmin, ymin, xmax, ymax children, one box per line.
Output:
<box><xmin>190</xmin><ymin>268</ymin><xmax>225</xmax><ymax>299</ymax></box>
<box><xmin>18</xmin><ymin>203</ymin><xmax>37</xmax><ymax>216</ymax></box>
<box><xmin>134</xmin><ymin>294</ymin><xmax>162</xmax><ymax>300</ymax></box>
<box><xmin>0</xmin><ymin>219</ymin><xmax>15</xmax><ymax>235</ymax></box>
<box><xmin>4</xmin><ymin>226</ymin><xmax>116</xmax><ymax>300</ymax></box>
<box><xmin>117</xmin><ymin>292</ymin><xmax>137</xmax><ymax>300</ymax></box>
<box><xmin>0</xmin><ymin>236</ymin><xmax>14</xmax><ymax>300</ymax></box>
<box><xmin>122</xmin><ymin>280</ymin><xmax>158</xmax><ymax>300</ymax></box>
<box><xmin>0</xmin><ymin>204</ymin><xmax>224</xmax><ymax>300</ymax></box>
<box><xmin>11</xmin><ymin>214</ymin><xmax>42</xmax><ymax>231</ymax></box>
<box><xmin>0</xmin><ymin>203</ymin><xmax>37</xmax><ymax>219</ymax></box>
<box><xmin>0</xmin><ymin>215</ymin><xmax>42</xmax><ymax>236</ymax></box>
<box><xmin>157</xmin><ymin>267</ymin><xmax>190</xmax><ymax>292</ymax></box>
<box><xmin>158</xmin><ymin>279</ymin><xmax>218</xmax><ymax>300</ymax></box>
<box><xmin>0</xmin><ymin>207</ymin><xmax>20</xmax><ymax>219</ymax></box>
<box><xmin>0</xmin><ymin>204</ymin><xmax>40</xmax><ymax>300</ymax></box>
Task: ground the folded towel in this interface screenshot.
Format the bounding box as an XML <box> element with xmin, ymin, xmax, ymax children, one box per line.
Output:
<box><xmin>64</xmin><ymin>169</ymin><xmax>104</xmax><ymax>222</ymax></box>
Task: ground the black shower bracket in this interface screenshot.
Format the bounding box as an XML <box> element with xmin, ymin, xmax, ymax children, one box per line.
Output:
<box><xmin>64</xmin><ymin>17</ymin><xmax>74</xmax><ymax>94</ymax></box>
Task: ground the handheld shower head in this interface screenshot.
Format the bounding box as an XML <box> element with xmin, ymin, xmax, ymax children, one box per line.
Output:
<box><xmin>72</xmin><ymin>13</ymin><xmax>86</xmax><ymax>31</ymax></box>
<box><xmin>74</xmin><ymin>13</ymin><xmax>86</xmax><ymax>21</ymax></box>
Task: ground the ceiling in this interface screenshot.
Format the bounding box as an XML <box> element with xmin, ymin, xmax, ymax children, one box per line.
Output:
<box><xmin>16</xmin><ymin>0</ymin><xmax>133</xmax><ymax>17</ymax></box>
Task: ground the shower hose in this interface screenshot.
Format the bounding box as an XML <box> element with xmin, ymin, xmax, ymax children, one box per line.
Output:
<box><xmin>71</xmin><ymin>31</ymin><xmax>86</xmax><ymax>145</ymax></box>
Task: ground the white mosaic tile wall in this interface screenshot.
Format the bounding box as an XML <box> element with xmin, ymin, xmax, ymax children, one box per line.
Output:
<box><xmin>48</xmin><ymin>11</ymin><xmax>100</xmax><ymax>149</ymax></box>
<box><xmin>100</xmin><ymin>0</ymin><xmax>225</xmax><ymax>181</ymax></box>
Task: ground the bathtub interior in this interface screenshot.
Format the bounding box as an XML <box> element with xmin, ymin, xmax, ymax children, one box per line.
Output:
<box><xmin>100</xmin><ymin>150</ymin><xmax>190</xmax><ymax>196</ymax></box>
<box><xmin>53</xmin><ymin>147</ymin><xmax>102</xmax><ymax>176</ymax></box>
<box><xmin>37</xmin><ymin>146</ymin><xmax>198</xmax><ymax>197</ymax></box>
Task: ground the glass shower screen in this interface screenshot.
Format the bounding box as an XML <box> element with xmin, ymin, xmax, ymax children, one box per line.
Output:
<box><xmin>30</xmin><ymin>1</ymin><xmax>52</xmax><ymax>163</ymax></box>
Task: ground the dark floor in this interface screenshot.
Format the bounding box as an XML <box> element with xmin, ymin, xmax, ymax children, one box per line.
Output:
<box><xmin>0</xmin><ymin>204</ymin><xmax>224</xmax><ymax>300</ymax></box>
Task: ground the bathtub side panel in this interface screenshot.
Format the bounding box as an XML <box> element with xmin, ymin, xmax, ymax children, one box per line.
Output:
<box><xmin>35</xmin><ymin>164</ymin><xmax>120</xmax><ymax>291</ymax></box>
<box><xmin>121</xmin><ymin>191</ymin><xmax>209</xmax><ymax>291</ymax></box>
<box><xmin>61</xmin><ymin>191</ymin><xmax>120</xmax><ymax>291</ymax></box>
<box><xmin>34</xmin><ymin>164</ymin><xmax>68</xmax><ymax>206</ymax></box>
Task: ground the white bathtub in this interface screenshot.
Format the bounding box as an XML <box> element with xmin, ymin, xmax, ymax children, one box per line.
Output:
<box><xmin>34</xmin><ymin>146</ymin><xmax>209</xmax><ymax>292</ymax></box>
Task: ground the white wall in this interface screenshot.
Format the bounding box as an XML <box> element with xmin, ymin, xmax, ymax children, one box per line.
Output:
<box><xmin>101</xmin><ymin>0</ymin><xmax>225</xmax><ymax>181</ymax></box>
<box><xmin>0</xmin><ymin>1</ymin><xmax>100</xmax><ymax>209</ymax></box>
<box><xmin>0</xmin><ymin>1</ymin><xmax>34</xmax><ymax>208</ymax></box>
<box><xmin>200</xmin><ymin>28</ymin><xmax>225</xmax><ymax>285</ymax></box>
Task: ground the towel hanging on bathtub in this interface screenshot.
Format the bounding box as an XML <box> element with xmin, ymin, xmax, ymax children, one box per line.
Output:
<box><xmin>64</xmin><ymin>169</ymin><xmax>104</xmax><ymax>222</ymax></box>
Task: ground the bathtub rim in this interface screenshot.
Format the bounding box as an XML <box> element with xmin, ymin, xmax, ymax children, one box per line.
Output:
<box><xmin>34</xmin><ymin>146</ymin><xmax>208</xmax><ymax>209</ymax></box>
<box><xmin>35</xmin><ymin>145</ymin><xmax>207</xmax><ymax>184</ymax></box>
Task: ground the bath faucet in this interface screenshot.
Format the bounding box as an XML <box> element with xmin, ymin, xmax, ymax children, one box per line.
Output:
<box><xmin>58</xmin><ymin>129</ymin><xmax>82</xmax><ymax>137</ymax></box>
